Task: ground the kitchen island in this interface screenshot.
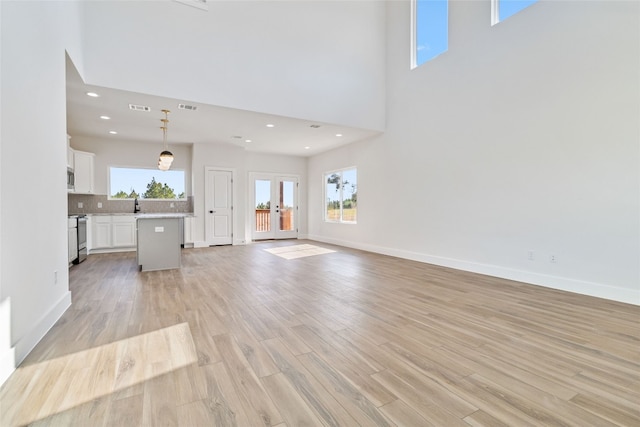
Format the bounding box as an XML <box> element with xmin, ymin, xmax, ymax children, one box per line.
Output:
<box><xmin>136</xmin><ymin>214</ymin><xmax>189</xmax><ymax>272</ymax></box>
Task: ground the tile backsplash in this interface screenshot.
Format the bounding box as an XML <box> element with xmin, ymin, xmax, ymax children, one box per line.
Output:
<box><xmin>68</xmin><ymin>194</ymin><xmax>193</xmax><ymax>215</ymax></box>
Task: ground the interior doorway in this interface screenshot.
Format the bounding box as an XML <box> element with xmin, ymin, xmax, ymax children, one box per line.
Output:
<box><xmin>205</xmin><ymin>168</ymin><xmax>233</xmax><ymax>245</ymax></box>
<box><xmin>251</xmin><ymin>173</ymin><xmax>298</xmax><ymax>241</ymax></box>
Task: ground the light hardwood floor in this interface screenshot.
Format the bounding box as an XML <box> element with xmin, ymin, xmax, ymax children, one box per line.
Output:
<box><xmin>1</xmin><ymin>240</ymin><xmax>638</xmax><ymax>426</ymax></box>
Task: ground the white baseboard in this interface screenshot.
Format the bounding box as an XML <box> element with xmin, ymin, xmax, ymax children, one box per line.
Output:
<box><xmin>307</xmin><ymin>235</ymin><xmax>639</xmax><ymax>306</ymax></box>
<box><xmin>14</xmin><ymin>291</ymin><xmax>72</xmax><ymax>367</ymax></box>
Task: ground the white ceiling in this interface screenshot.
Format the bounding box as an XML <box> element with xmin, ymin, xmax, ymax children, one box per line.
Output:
<box><xmin>66</xmin><ymin>60</ymin><xmax>381</xmax><ymax>157</ymax></box>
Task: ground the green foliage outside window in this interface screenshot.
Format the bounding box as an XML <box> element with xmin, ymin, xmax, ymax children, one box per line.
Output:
<box><xmin>111</xmin><ymin>177</ymin><xmax>185</xmax><ymax>199</ymax></box>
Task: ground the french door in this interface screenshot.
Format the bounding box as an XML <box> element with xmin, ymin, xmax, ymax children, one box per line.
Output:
<box><xmin>251</xmin><ymin>174</ymin><xmax>298</xmax><ymax>241</ymax></box>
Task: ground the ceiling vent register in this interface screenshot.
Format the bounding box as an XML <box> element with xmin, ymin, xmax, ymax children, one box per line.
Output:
<box><xmin>178</xmin><ymin>103</ymin><xmax>198</xmax><ymax>111</ymax></box>
<box><xmin>129</xmin><ymin>104</ymin><xmax>151</xmax><ymax>112</ymax></box>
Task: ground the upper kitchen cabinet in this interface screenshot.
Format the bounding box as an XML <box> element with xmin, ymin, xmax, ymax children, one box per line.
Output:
<box><xmin>73</xmin><ymin>150</ymin><xmax>95</xmax><ymax>194</ymax></box>
<box><xmin>67</xmin><ymin>135</ymin><xmax>74</xmax><ymax>169</ymax></box>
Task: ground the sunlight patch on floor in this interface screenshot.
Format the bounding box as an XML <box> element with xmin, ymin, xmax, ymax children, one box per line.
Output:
<box><xmin>0</xmin><ymin>323</ymin><xmax>198</xmax><ymax>426</ymax></box>
<box><xmin>264</xmin><ymin>244</ymin><xmax>336</xmax><ymax>259</ymax></box>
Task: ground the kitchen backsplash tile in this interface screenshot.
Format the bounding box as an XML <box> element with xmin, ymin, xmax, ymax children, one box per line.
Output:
<box><xmin>68</xmin><ymin>194</ymin><xmax>193</xmax><ymax>215</ymax></box>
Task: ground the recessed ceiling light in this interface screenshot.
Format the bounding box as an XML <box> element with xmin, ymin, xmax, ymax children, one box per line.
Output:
<box><xmin>86</xmin><ymin>92</ymin><xmax>99</xmax><ymax>97</ymax></box>
<box><xmin>100</xmin><ymin>115</ymin><xmax>111</xmax><ymax>120</ymax></box>
<box><xmin>305</xmin><ymin>146</ymin><xmax>310</xmax><ymax>150</ymax></box>
<box><xmin>266</xmin><ymin>124</ymin><xmax>275</xmax><ymax>128</ymax></box>
<box><xmin>336</xmin><ymin>133</ymin><xmax>343</xmax><ymax>137</ymax></box>
<box><xmin>108</xmin><ymin>130</ymin><xmax>118</xmax><ymax>135</ymax></box>
<box><xmin>245</xmin><ymin>139</ymin><xmax>252</xmax><ymax>143</ymax></box>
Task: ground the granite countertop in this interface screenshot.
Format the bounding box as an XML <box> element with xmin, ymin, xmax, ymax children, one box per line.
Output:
<box><xmin>135</xmin><ymin>213</ymin><xmax>195</xmax><ymax>219</ymax></box>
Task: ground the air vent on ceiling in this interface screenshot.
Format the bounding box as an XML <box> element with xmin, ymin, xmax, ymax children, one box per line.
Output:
<box><xmin>129</xmin><ymin>104</ymin><xmax>151</xmax><ymax>112</ymax></box>
<box><xmin>309</xmin><ymin>124</ymin><xmax>322</xmax><ymax>128</ymax></box>
<box><xmin>178</xmin><ymin>103</ymin><xmax>198</xmax><ymax>111</ymax></box>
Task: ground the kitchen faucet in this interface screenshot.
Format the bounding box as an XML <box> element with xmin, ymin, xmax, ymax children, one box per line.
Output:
<box><xmin>134</xmin><ymin>198</ymin><xmax>140</xmax><ymax>213</ymax></box>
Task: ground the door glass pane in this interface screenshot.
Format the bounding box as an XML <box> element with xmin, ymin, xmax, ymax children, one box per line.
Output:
<box><xmin>255</xmin><ymin>179</ymin><xmax>271</xmax><ymax>232</ymax></box>
<box><xmin>279</xmin><ymin>180</ymin><xmax>295</xmax><ymax>231</ymax></box>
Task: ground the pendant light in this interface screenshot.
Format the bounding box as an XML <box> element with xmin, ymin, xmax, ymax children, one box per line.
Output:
<box><xmin>158</xmin><ymin>109</ymin><xmax>174</xmax><ymax>171</ymax></box>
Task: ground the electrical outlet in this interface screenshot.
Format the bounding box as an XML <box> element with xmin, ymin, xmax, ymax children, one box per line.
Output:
<box><xmin>170</xmin><ymin>202</ymin><xmax>175</xmax><ymax>208</ymax></box>
<box><xmin>97</xmin><ymin>202</ymin><xmax>102</xmax><ymax>208</ymax></box>
<box><xmin>550</xmin><ymin>254</ymin><xmax>557</xmax><ymax>263</ymax></box>
<box><xmin>78</xmin><ymin>202</ymin><xmax>83</xmax><ymax>209</ymax></box>
<box><xmin>527</xmin><ymin>250</ymin><xmax>535</xmax><ymax>261</ymax></box>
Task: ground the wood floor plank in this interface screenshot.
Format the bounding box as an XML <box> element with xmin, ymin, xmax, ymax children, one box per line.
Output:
<box><xmin>1</xmin><ymin>242</ymin><xmax>638</xmax><ymax>426</ymax></box>
<box><xmin>261</xmin><ymin>337</ymin><xmax>360</xmax><ymax>427</ymax></box>
<box><xmin>297</xmin><ymin>351</ymin><xmax>393</xmax><ymax>427</ymax></box>
<box><xmin>261</xmin><ymin>373</ymin><xmax>324</xmax><ymax>427</ymax></box>
<box><xmin>198</xmin><ymin>362</ymin><xmax>253</xmax><ymax>427</ymax></box>
<box><xmin>141</xmin><ymin>361</ymin><xmax>178</xmax><ymax>427</ymax></box>
<box><xmin>379</xmin><ymin>399</ymin><xmax>434</xmax><ymax>427</ymax></box>
<box><xmin>212</xmin><ymin>333</ymin><xmax>283</xmax><ymax>426</ymax></box>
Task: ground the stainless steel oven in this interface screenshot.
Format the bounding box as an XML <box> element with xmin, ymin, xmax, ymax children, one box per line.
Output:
<box><xmin>75</xmin><ymin>215</ymin><xmax>87</xmax><ymax>264</ymax></box>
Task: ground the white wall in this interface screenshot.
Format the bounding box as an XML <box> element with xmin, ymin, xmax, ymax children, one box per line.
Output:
<box><xmin>308</xmin><ymin>1</ymin><xmax>640</xmax><ymax>304</ymax></box>
<box><xmin>191</xmin><ymin>143</ymin><xmax>307</xmax><ymax>245</ymax></box>
<box><xmin>79</xmin><ymin>0</ymin><xmax>386</xmax><ymax>131</ymax></box>
<box><xmin>70</xmin><ymin>137</ymin><xmax>193</xmax><ymax>196</ymax></box>
<box><xmin>0</xmin><ymin>1</ymin><xmax>84</xmax><ymax>385</ymax></box>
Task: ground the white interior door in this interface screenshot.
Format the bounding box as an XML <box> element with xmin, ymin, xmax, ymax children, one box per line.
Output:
<box><xmin>251</xmin><ymin>174</ymin><xmax>298</xmax><ymax>241</ymax></box>
<box><xmin>205</xmin><ymin>168</ymin><xmax>233</xmax><ymax>245</ymax></box>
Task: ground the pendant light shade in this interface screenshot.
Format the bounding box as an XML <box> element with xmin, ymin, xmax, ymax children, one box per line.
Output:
<box><xmin>158</xmin><ymin>109</ymin><xmax>174</xmax><ymax>170</ymax></box>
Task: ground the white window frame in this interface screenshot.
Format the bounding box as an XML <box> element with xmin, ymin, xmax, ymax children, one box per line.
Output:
<box><xmin>492</xmin><ymin>0</ymin><xmax>538</xmax><ymax>26</ymax></box>
<box><xmin>411</xmin><ymin>0</ymin><xmax>449</xmax><ymax>69</ymax></box>
<box><xmin>323</xmin><ymin>167</ymin><xmax>357</xmax><ymax>224</ymax></box>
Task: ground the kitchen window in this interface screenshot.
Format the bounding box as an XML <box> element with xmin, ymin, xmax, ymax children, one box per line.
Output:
<box><xmin>109</xmin><ymin>167</ymin><xmax>186</xmax><ymax>200</ymax></box>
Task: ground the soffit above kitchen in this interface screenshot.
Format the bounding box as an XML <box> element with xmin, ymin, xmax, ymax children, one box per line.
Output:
<box><xmin>66</xmin><ymin>58</ymin><xmax>381</xmax><ymax>158</ymax></box>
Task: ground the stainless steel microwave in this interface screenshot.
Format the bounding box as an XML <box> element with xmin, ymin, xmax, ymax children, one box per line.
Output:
<box><xmin>67</xmin><ymin>167</ymin><xmax>75</xmax><ymax>190</ymax></box>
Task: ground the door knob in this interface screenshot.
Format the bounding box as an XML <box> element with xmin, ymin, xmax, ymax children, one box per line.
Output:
<box><xmin>209</xmin><ymin>210</ymin><xmax>216</xmax><ymax>213</ymax></box>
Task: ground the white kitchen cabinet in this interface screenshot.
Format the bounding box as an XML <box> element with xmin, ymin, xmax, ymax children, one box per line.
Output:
<box><xmin>73</xmin><ymin>150</ymin><xmax>95</xmax><ymax>194</ymax></box>
<box><xmin>86</xmin><ymin>216</ymin><xmax>93</xmax><ymax>252</ymax></box>
<box><xmin>68</xmin><ymin>218</ymin><xmax>78</xmax><ymax>264</ymax></box>
<box><xmin>92</xmin><ymin>216</ymin><xmax>112</xmax><ymax>249</ymax></box>
<box><xmin>67</xmin><ymin>148</ymin><xmax>74</xmax><ymax>169</ymax></box>
<box><xmin>112</xmin><ymin>216</ymin><xmax>137</xmax><ymax>247</ymax></box>
<box><xmin>91</xmin><ymin>215</ymin><xmax>137</xmax><ymax>251</ymax></box>
<box><xmin>183</xmin><ymin>216</ymin><xmax>195</xmax><ymax>244</ymax></box>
